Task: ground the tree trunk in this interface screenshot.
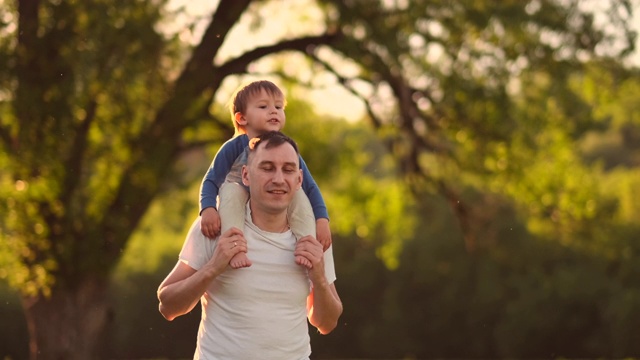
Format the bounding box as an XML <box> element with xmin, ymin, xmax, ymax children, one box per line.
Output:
<box><xmin>21</xmin><ymin>278</ymin><xmax>112</xmax><ymax>360</ymax></box>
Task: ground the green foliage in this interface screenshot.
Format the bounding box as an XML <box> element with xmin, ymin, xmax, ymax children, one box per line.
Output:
<box><xmin>1</xmin><ymin>0</ymin><xmax>640</xmax><ymax>358</ymax></box>
<box><xmin>0</xmin><ymin>0</ymin><xmax>179</xmax><ymax>295</ymax></box>
<box><xmin>316</xmin><ymin>189</ymin><xmax>640</xmax><ymax>359</ymax></box>
<box><xmin>113</xmin><ymin>182</ymin><xmax>200</xmax><ymax>279</ymax></box>
<box><xmin>100</xmin><ymin>151</ymin><xmax>207</xmax><ymax>359</ymax></box>
<box><xmin>0</xmin><ymin>165</ymin><xmax>56</xmax><ymax>296</ymax></box>
<box><xmin>284</xmin><ymin>100</ymin><xmax>416</xmax><ymax>269</ymax></box>
<box><xmin>314</xmin><ymin>0</ymin><xmax>636</xmax><ymax>244</ymax></box>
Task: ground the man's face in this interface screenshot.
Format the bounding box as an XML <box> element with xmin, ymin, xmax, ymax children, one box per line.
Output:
<box><xmin>242</xmin><ymin>140</ymin><xmax>302</xmax><ymax>216</ymax></box>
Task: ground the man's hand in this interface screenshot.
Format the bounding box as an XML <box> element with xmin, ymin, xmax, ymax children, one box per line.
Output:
<box><xmin>206</xmin><ymin>227</ymin><xmax>248</xmax><ymax>274</ymax></box>
<box><xmin>315</xmin><ymin>218</ymin><xmax>332</xmax><ymax>251</ymax></box>
<box><xmin>294</xmin><ymin>235</ymin><xmax>325</xmax><ymax>276</ymax></box>
<box><xmin>201</xmin><ymin>207</ymin><xmax>221</xmax><ymax>239</ymax></box>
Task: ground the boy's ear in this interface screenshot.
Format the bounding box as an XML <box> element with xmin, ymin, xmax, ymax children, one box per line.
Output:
<box><xmin>235</xmin><ymin>112</ymin><xmax>247</xmax><ymax>126</ymax></box>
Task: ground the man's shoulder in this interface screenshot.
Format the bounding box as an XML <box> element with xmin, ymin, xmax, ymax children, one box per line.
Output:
<box><xmin>180</xmin><ymin>217</ymin><xmax>216</xmax><ymax>269</ymax></box>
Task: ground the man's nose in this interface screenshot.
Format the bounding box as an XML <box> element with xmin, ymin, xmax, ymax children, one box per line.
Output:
<box><xmin>272</xmin><ymin>169</ymin><xmax>284</xmax><ymax>183</ymax></box>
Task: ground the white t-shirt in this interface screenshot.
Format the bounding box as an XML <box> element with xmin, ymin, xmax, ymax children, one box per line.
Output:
<box><xmin>179</xmin><ymin>206</ymin><xmax>337</xmax><ymax>360</ymax></box>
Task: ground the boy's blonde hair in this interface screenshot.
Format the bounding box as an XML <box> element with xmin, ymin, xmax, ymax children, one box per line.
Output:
<box><xmin>229</xmin><ymin>80</ymin><xmax>286</xmax><ymax>136</ymax></box>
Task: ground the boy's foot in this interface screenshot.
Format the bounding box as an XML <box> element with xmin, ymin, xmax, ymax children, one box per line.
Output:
<box><xmin>230</xmin><ymin>252</ymin><xmax>252</xmax><ymax>269</ymax></box>
<box><xmin>295</xmin><ymin>255</ymin><xmax>312</xmax><ymax>269</ymax></box>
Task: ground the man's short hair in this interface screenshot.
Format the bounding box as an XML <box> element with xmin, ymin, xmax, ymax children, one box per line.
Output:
<box><xmin>248</xmin><ymin>131</ymin><xmax>299</xmax><ymax>163</ymax></box>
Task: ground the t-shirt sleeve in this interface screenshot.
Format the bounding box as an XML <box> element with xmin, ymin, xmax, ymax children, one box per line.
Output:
<box><xmin>323</xmin><ymin>245</ymin><xmax>337</xmax><ymax>284</ymax></box>
<box><xmin>299</xmin><ymin>156</ymin><xmax>329</xmax><ymax>220</ymax></box>
<box><xmin>199</xmin><ymin>136</ymin><xmax>248</xmax><ymax>214</ymax></box>
<box><xmin>179</xmin><ymin>217</ymin><xmax>216</xmax><ymax>270</ymax></box>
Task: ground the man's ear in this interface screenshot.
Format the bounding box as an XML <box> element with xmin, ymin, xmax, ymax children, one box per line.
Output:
<box><xmin>297</xmin><ymin>169</ymin><xmax>303</xmax><ymax>189</ymax></box>
<box><xmin>235</xmin><ymin>112</ymin><xmax>247</xmax><ymax>127</ymax></box>
<box><xmin>242</xmin><ymin>165</ymin><xmax>249</xmax><ymax>186</ymax></box>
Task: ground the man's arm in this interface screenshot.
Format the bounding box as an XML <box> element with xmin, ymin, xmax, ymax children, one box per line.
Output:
<box><xmin>295</xmin><ymin>236</ymin><xmax>343</xmax><ymax>334</ymax></box>
<box><xmin>307</xmin><ymin>280</ymin><xmax>342</xmax><ymax>335</ymax></box>
<box><xmin>157</xmin><ymin>261</ymin><xmax>213</xmax><ymax>321</ymax></box>
<box><xmin>158</xmin><ymin>227</ymin><xmax>248</xmax><ymax>321</ymax></box>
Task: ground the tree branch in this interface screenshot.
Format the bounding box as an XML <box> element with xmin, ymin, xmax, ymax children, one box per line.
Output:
<box><xmin>175</xmin><ymin>0</ymin><xmax>252</xmax><ymax>89</ymax></box>
<box><xmin>435</xmin><ymin>179</ymin><xmax>476</xmax><ymax>253</ymax></box>
<box><xmin>60</xmin><ymin>101</ymin><xmax>96</xmax><ymax>206</ymax></box>
<box><xmin>101</xmin><ymin>1</ymin><xmax>259</xmax><ymax>262</ymax></box>
<box><xmin>17</xmin><ymin>0</ymin><xmax>40</xmax><ymax>51</ymax></box>
<box><xmin>313</xmin><ymin>35</ymin><xmax>476</xmax><ymax>249</ymax></box>
<box><xmin>216</xmin><ymin>32</ymin><xmax>342</xmax><ymax>77</ymax></box>
<box><xmin>303</xmin><ymin>54</ymin><xmax>383</xmax><ymax>125</ymax></box>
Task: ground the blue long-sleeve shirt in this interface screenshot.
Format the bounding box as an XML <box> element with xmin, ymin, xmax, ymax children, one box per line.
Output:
<box><xmin>199</xmin><ymin>134</ymin><xmax>329</xmax><ymax>220</ymax></box>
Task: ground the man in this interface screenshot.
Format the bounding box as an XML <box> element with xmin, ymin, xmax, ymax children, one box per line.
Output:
<box><xmin>158</xmin><ymin>131</ymin><xmax>343</xmax><ymax>359</ymax></box>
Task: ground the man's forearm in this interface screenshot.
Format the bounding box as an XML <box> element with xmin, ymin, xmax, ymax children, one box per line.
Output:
<box><xmin>308</xmin><ymin>281</ymin><xmax>342</xmax><ymax>334</ymax></box>
<box><xmin>158</xmin><ymin>263</ymin><xmax>220</xmax><ymax>321</ymax></box>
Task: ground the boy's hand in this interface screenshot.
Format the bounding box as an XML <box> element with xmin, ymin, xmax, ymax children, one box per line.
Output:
<box><xmin>201</xmin><ymin>207</ymin><xmax>221</xmax><ymax>239</ymax></box>
<box><xmin>315</xmin><ymin>218</ymin><xmax>332</xmax><ymax>251</ymax></box>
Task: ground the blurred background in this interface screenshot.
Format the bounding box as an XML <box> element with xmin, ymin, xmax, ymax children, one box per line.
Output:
<box><xmin>1</xmin><ymin>0</ymin><xmax>640</xmax><ymax>359</ymax></box>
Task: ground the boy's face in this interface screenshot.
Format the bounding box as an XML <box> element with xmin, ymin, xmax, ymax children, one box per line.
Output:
<box><xmin>237</xmin><ymin>89</ymin><xmax>286</xmax><ymax>137</ymax></box>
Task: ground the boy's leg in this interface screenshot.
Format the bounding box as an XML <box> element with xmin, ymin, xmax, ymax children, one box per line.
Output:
<box><xmin>219</xmin><ymin>181</ymin><xmax>251</xmax><ymax>268</ymax></box>
<box><xmin>288</xmin><ymin>190</ymin><xmax>316</xmax><ymax>238</ymax></box>
<box><xmin>219</xmin><ymin>181</ymin><xmax>248</xmax><ymax>233</ymax></box>
<box><xmin>288</xmin><ymin>190</ymin><xmax>316</xmax><ymax>269</ymax></box>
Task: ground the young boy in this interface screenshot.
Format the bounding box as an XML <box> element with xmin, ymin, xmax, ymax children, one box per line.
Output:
<box><xmin>199</xmin><ymin>80</ymin><xmax>332</xmax><ymax>268</ymax></box>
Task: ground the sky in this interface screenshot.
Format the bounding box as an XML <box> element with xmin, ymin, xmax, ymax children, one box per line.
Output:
<box><xmin>630</xmin><ymin>2</ymin><xmax>640</xmax><ymax>65</ymax></box>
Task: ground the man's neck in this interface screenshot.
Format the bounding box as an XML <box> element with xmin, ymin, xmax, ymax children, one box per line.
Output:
<box><xmin>248</xmin><ymin>203</ymin><xmax>289</xmax><ymax>233</ymax></box>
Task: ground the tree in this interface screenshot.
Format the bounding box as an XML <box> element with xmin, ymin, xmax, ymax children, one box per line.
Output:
<box><xmin>313</xmin><ymin>0</ymin><xmax>636</xmax><ymax>250</ymax></box>
<box><xmin>0</xmin><ymin>0</ymin><xmax>340</xmax><ymax>358</ymax></box>
<box><xmin>0</xmin><ymin>0</ymin><xmax>636</xmax><ymax>358</ymax></box>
